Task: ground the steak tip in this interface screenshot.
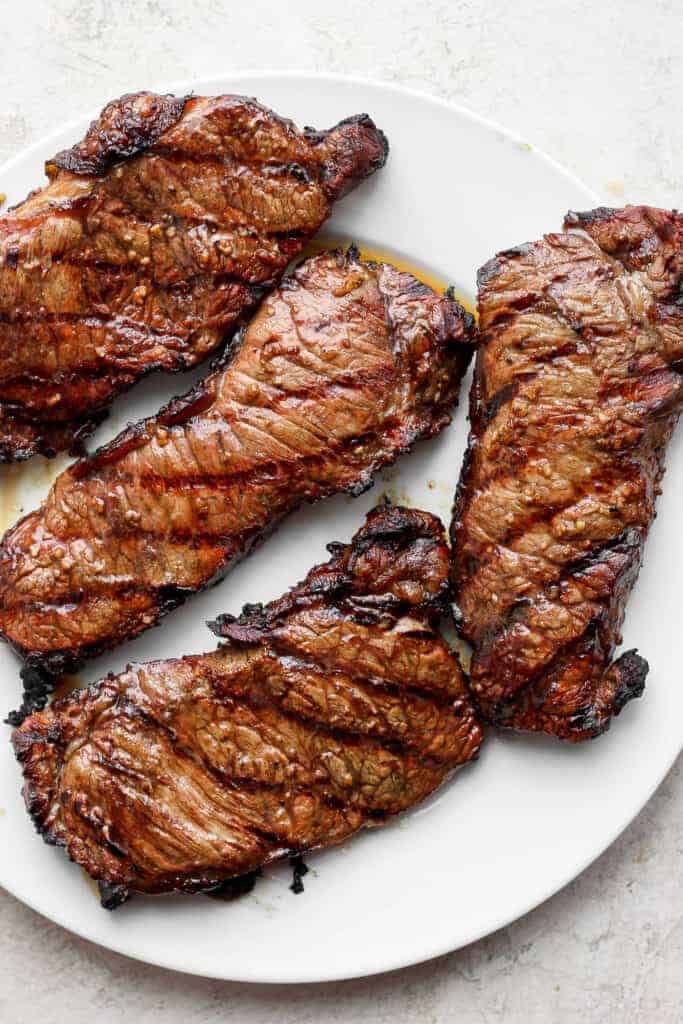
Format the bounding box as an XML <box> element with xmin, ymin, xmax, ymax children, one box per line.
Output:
<box><xmin>444</xmin><ymin>286</ymin><xmax>476</xmax><ymax>335</ymax></box>
<box><xmin>315</xmin><ymin>113</ymin><xmax>389</xmax><ymax>200</ymax></box>
<box><xmin>564</xmin><ymin>206</ymin><xmax>618</xmax><ymax>228</ymax></box>
<box><xmin>358</xmin><ymin>502</ymin><xmax>425</xmax><ymax>541</ymax></box>
<box><xmin>477</xmin><ymin>242</ymin><xmax>536</xmax><ymax>289</ymax></box>
<box><xmin>476</xmin><ymin>254</ymin><xmax>505</xmax><ymax>289</ymax></box>
<box><xmin>208</xmin><ymin>608</ymin><xmax>268</xmax><ymax>645</ymax></box>
<box><xmin>334</xmin><ymin>112</ymin><xmax>390</xmax><ymax>163</ymax></box>
<box><xmin>611</xmin><ymin>648</ymin><xmax>648</xmax><ymax>712</ymax></box>
<box><xmin>567</xmin><ymin>649</ymin><xmax>648</xmax><ymax>740</ymax></box>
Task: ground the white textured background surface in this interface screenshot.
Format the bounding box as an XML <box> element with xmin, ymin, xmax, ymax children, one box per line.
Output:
<box><xmin>0</xmin><ymin>1</ymin><xmax>681</xmax><ymax>1021</ymax></box>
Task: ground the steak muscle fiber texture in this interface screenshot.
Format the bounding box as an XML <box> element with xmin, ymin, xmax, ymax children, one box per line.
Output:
<box><xmin>0</xmin><ymin>249</ymin><xmax>475</xmax><ymax>719</ymax></box>
<box><xmin>13</xmin><ymin>505</ymin><xmax>483</xmax><ymax>905</ymax></box>
<box><xmin>0</xmin><ymin>91</ymin><xmax>388</xmax><ymax>460</ymax></box>
<box><xmin>451</xmin><ymin>206</ymin><xmax>683</xmax><ymax>741</ymax></box>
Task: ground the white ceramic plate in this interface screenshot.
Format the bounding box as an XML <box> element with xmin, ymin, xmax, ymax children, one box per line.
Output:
<box><xmin>0</xmin><ymin>73</ymin><xmax>680</xmax><ymax>984</ymax></box>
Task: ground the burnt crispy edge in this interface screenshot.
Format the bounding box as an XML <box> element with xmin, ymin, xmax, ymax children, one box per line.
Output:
<box><xmin>48</xmin><ymin>93</ymin><xmax>389</xmax><ymax>190</ymax></box>
<box><xmin>4</xmin><ymin>253</ymin><xmax>474</xmax><ymax>720</ymax></box>
<box><xmin>565</xmin><ymin>206</ymin><xmax>618</xmax><ymax>229</ymax></box>
<box><xmin>99</xmin><ymin>864</ymin><xmax>264</xmax><ymax>907</ymax></box>
<box><xmin>48</xmin><ymin>92</ymin><xmax>190</xmax><ymax>176</ymax></box>
<box><xmin>0</xmin><ymin>408</ymin><xmax>106</xmax><ymax>464</ymax></box>
<box><xmin>568</xmin><ymin>649</ymin><xmax>648</xmax><ymax>738</ymax></box>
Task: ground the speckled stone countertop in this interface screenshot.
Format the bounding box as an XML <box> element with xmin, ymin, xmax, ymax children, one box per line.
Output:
<box><xmin>0</xmin><ymin>2</ymin><xmax>681</xmax><ymax>1021</ymax></box>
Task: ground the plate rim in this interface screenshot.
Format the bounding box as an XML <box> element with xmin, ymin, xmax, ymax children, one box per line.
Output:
<box><xmin>0</xmin><ymin>69</ymin><xmax>601</xmax><ymax>209</ymax></box>
<box><xmin>2</xmin><ymin>71</ymin><xmax>676</xmax><ymax>986</ymax></box>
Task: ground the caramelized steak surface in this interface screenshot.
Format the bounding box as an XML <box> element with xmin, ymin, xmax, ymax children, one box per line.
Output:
<box><xmin>451</xmin><ymin>206</ymin><xmax>683</xmax><ymax>741</ymax></box>
<box><xmin>0</xmin><ymin>91</ymin><xmax>388</xmax><ymax>460</ymax></box>
<box><xmin>13</xmin><ymin>506</ymin><xmax>482</xmax><ymax>904</ymax></box>
<box><xmin>0</xmin><ymin>249</ymin><xmax>474</xmax><ymax>715</ymax></box>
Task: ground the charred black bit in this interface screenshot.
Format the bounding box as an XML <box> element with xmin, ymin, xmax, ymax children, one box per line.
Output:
<box><xmin>51</xmin><ymin>93</ymin><xmax>189</xmax><ymax>176</ymax></box>
<box><xmin>285</xmin><ymin>162</ymin><xmax>312</xmax><ymax>184</ymax></box>
<box><xmin>98</xmin><ymin>882</ymin><xmax>131</xmax><ymax>910</ymax></box>
<box><xmin>289</xmin><ymin>854</ymin><xmax>309</xmax><ymax>895</ymax></box>
<box><xmin>612</xmin><ymin>650</ymin><xmax>649</xmax><ymax>711</ymax></box>
<box><xmin>205</xmin><ymin>869</ymin><xmax>261</xmax><ymax>901</ymax></box>
<box><xmin>5</xmin><ymin>661</ymin><xmax>55</xmax><ymax>726</ymax></box>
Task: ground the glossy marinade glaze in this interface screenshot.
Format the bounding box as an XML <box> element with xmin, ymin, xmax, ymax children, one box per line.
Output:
<box><xmin>0</xmin><ymin>91</ymin><xmax>388</xmax><ymax>460</ymax></box>
<box><xmin>0</xmin><ymin>249</ymin><xmax>474</xmax><ymax>718</ymax></box>
<box><xmin>13</xmin><ymin>506</ymin><xmax>482</xmax><ymax>905</ymax></box>
<box><xmin>451</xmin><ymin>206</ymin><xmax>683</xmax><ymax>741</ymax></box>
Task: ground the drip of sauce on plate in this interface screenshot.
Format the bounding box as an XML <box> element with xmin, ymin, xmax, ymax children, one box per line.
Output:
<box><xmin>50</xmin><ymin>674</ymin><xmax>84</xmax><ymax>703</ymax></box>
<box><xmin>300</xmin><ymin>236</ymin><xmax>476</xmax><ymax>316</ymax></box>
<box><xmin>0</xmin><ymin>455</ymin><xmax>70</xmax><ymax>534</ymax></box>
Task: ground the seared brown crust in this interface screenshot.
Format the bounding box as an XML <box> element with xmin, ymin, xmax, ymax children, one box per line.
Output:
<box><xmin>0</xmin><ymin>249</ymin><xmax>474</xmax><ymax>716</ymax></box>
<box><xmin>49</xmin><ymin>92</ymin><xmax>189</xmax><ymax>176</ymax></box>
<box><xmin>451</xmin><ymin>206</ymin><xmax>683</xmax><ymax>741</ymax></box>
<box><xmin>0</xmin><ymin>91</ymin><xmax>388</xmax><ymax>460</ymax></box>
<box><xmin>12</xmin><ymin>506</ymin><xmax>482</xmax><ymax>904</ymax></box>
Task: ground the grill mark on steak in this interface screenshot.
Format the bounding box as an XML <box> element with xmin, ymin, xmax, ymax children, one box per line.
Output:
<box><xmin>453</xmin><ymin>455</ymin><xmax>648</xmax><ymax>633</ymax></box>
<box><xmin>472</xmin><ymin>528</ymin><xmax>644</xmax><ymax>706</ymax></box>
<box><xmin>12</xmin><ymin>505</ymin><xmax>482</xmax><ymax>903</ymax></box>
<box><xmin>7</xmin><ymin>209</ymin><xmax>309</xmax><ymax>288</ymax></box>
<box><xmin>451</xmin><ymin>206</ymin><xmax>683</xmax><ymax>741</ymax></box>
<box><xmin>89</xmin><ymin>685</ymin><xmax>447</xmax><ymax>824</ymax></box>
<box><xmin>0</xmin><ymin>268</ymin><xmax>261</xmax><ymax>312</ymax></box>
<box><xmin>0</xmin><ymin>250</ymin><xmax>474</xmax><ymax>718</ymax></box>
<box><xmin>233</xmin><ymin>647</ymin><xmax>462</xmax><ymax>716</ymax></box>
<box><xmin>201</xmin><ymin>664</ymin><xmax>466</xmax><ymax>765</ymax></box>
<box><xmin>0</xmin><ymin>91</ymin><xmax>388</xmax><ymax>460</ymax></box>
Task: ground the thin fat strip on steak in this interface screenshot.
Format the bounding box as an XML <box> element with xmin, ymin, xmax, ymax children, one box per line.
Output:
<box><xmin>450</xmin><ymin>206</ymin><xmax>683</xmax><ymax>741</ymax></box>
<box><xmin>0</xmin><ymin>90</ymin><xmax>388</xmax><ymax>461</ymax></box>
<box><xmin>0</xmin><ymin>248</ymin><xmax>475</xmax><ymax>720</ymax></box>
<box><xmin>12</xmin><ymin>505</ymin><xmax>483</xmax><ymax>906</ymax></box>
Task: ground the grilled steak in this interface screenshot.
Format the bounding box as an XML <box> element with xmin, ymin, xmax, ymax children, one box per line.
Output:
<box><xmin>0</xmin><ymin>249</ymin><xmax>474</xmax><ymax>718</ymax></box>
<box><xmin>13</xmin><ymin>505</ymin><xmax>482</xmax><ymax>905</ymax></box>
<box><xmin>0</xmin><ymin>91</ymin><xmax>388</xmax><ymax>461</ymax></box>
<box><xmin>450</xmin><ymin>206</ymin><xmax>683</xmax><ymax>741</ymax></box>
